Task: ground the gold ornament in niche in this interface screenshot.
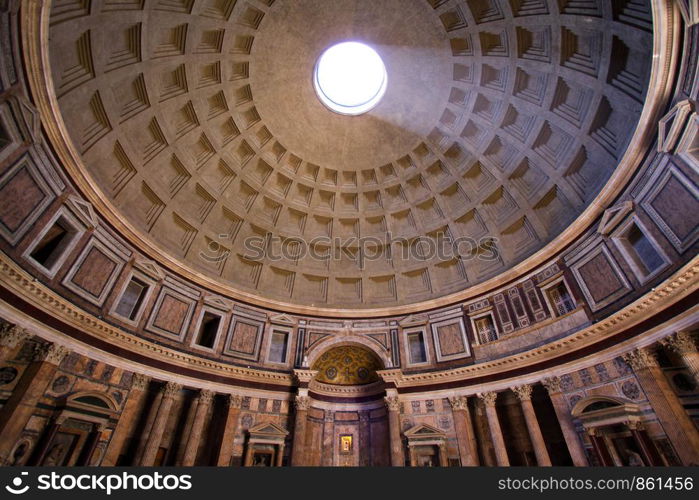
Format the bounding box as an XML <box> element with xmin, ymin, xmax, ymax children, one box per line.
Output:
<box><xmin>311</xmin><ymin>345</ymin><xmax>383</xmax><ymax>385</ymax></box>
<box><xmin>340</xmin><ymin>435</ymin><xmax>353</xmax><ymax>454</ymax></box>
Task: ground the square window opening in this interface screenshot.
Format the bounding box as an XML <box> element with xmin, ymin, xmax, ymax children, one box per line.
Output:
<box><xmin>621</xmin><ymin>223</ymin><xmax>665</xmax><ymax>276</ymax></box>
<box><xmin>268</xmin><ymin>330</ymin><xmax>289</xmax><ymax>363</ymax></box>
<box><xmin>407</xmin><ymin>331</ymin><xmax>427</xmax><ymax>364</ymax></box>
<box><xmin>196</xmin><ymin>312</ymin><xmax>222</xmax><ymax>349</ymax></box>
<box><xmin>29</xmin><ymin>216</ymin><xmax>79</xmax><ymax>272</ymax></box>
<box><xmin>115</xmin><ymin>277</ymin><xmax>149</xmax><ymax>321</ymax></box>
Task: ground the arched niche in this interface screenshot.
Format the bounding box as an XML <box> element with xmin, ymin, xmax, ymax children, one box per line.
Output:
<box><xmin>310</xmin><ymin>344</ymin><xmax>385</xmax><ymax>386</ymax></box>
<box><xmin>305</xmin><ymin>336</ymin><xmax>391</xmax><ymax>369</ymax></box>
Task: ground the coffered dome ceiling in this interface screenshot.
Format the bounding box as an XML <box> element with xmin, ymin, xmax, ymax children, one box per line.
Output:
<box><xmin>48</xmin><ymin>0</ymin><xmax>653</xmax><ymax>309</ymax></box>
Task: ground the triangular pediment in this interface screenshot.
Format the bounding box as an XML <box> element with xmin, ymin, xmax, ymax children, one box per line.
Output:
<box><xmin>67</xmin><ymin>196</ymin><xmax>98</xmax><ymax>228</ymax></box>
<box><xmin>204</xmin><ymin>295</ymin><xmax>233</xmax><ymax>311</ymax></box>
<box><xmin>248</xmin><ymin>422</ymin><xmax>289</xmax><ymax>437</ymax></box>
<box><xmin>597</xmin><ymin>201</ymin><xmax>634</xmax><ymax>235</ymax></box>
<box><xmin>399</xmin><ymin>314</ymin><xmax>428</xmax><ymax>327</ymax></box>
<box><xmin>134</xmin><ymin>258</ymin><xmax>164</xmax><ymax>281</ymax></box>
<box><xmin>658</xmin><ymin>100</ymin><xmax>694</xmax><ymax>153</ymax></box>
<box><xmin>404</xmin><ymin>423</ymin><xmax>445</xmax><ymax>439</ymax></box>
<box><xmin>269</xmin><ymin>313</ymin><xmax>295</xmax><ymax>325</ymax></box>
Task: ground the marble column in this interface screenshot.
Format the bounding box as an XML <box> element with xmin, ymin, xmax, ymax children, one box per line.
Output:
<box><xmin>588</xmin><ymin>428</ymin><xmax>613</xmax><ymax>466</ymax></box>
<box><xmin>174</xmin><ymin>394</ymin><xmax>199</xmax><ymax>465</ymax></box>
<box><xmin>0</xmin><ymin>323</ymin><xmax>30</xmax><ymax>364</ymax></box>
<box><xmin>182</xmin><ymin>389</ymin><xmax>214</xmax><ymax>466</ymax></box>
<box><xmin>243</xmin><ymin>441</ymin><xmax>254</xmax><ymax>467</ymax></box>
<box><xmin>216</xmin><ymin>394</ymin><xmax>242</xmax><ymax>466</ymax></box>
<box><xmin>140</xmin><ymin>381</ymin><xmax>182</xmax><ymax>466</ymax></box>
<box><xmin>408</xmin><ymin>444</ymin><xmax>418</xmax><ymax>467</ymax></box>
<box><xmin>628</xmin><ymin>421</ymin><xmax>662</xmax><ymax>466</ymax></box>
<box><xmin>359</xmin><ymin>412</ymin><xmax>371</xmax><ymax>466</ymax></box>
<box><xmin>321</xmin><ymin>410</ymin><xmax>334</xmax><ymax>466</ymax></box>
<box><xmin>438</xmin><ymin>442</ymin><xmax>448</xmax><ymax>466</ymax></box>
<box><xmin>133</xmin><ymin>388</ymin><xmax>163</xmax><ymax>463</ymax></box>
<box><xmin>541</xmin><ymin>377</ymin><xmax>589</xmax><ymax>466</ymax></box>
<box><xmin>661</xmin><ymin>332</ymin><xmax>699</xmax><ymax>386</ymax></box>
<box><xmin>102</xmin><ymin>373</ymin><xmax>150</xmax><ymax>466</ymax></box>
<box><xmin>291</xmin><ymin>395</ymin><xmax>310</xmax><ymax>466</ymax></box>
<box><xmin>474</xmin><ymin>399</ymin><xmax>497</xmax><ymax>466</ymax></box>
<box><xmin>511</xmin><ymin>385</ymin><xmax>551</xmax><ymax>466</ymax></box>
<box><xmin>385</xmin><ymin>394</ymin><xmax>405</xmax><ymax>466</ymax></box>
<box><xmin>604</xmin><ymin>434</ymin><xmax>623</xmax><ymax>466</ymax></box>
<box><xmin>28</xmin><ymin>416</ymin><xmax>63</xmax><ymax>465</ymax></box>
<box><xmin>448</xmin><ymin>396</ymin><xmax>479</xmax><ymax>466</ymax></box>
<box><xmin>77</xmin><ymin>424</ymin><xmax>103</xmax><ymax>466</ymax></box>
<box><xmin>478</xmin><ymin>392</ymin><xmax>509</xmax><ymax>466</ymax></box>
<box><xmin>275</xmin><ymin>443</ymin><xmax>285</xmax><ymax>467</ymax></box>
<box><xmin>623</xmin><ymin>348</ymin><xmax>699</xmax><ymax>465</ymax></box>
<box><xmin>0</xmin><ymin>342</ymin><xmax>70</xmax><ymax>465</ymax></box>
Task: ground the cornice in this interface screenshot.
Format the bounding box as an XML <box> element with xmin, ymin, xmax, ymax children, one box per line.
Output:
<box><xmin>1</xmin><ymin>249</ymin><xmax>696</xmax><ymax>393</ymax></box>
<box><xmin>19</xmin><ymin>0</ymin><xmax>682</xmax><ymax>318</ymax></box>
<box><xmin>308</xmin><ymin>380</ymin><xmax>385</xmax><ymax>398</ymax></box>
<box><xmin>380</xmin><ymin>256</ymin><xmax>699</xmax><ymax>389</ymax></box>
<box><xmin>0</xmin><ymin>250</ymin><xmax>294</xmax><ymax>388</ymax></box>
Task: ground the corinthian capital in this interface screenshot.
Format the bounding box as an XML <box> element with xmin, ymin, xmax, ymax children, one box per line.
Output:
<box><xmin>384</xmin><ymin>395</ymin><xmax>400</xmax><ymax>412</ymax></box>
<box><xmin>162</xmin><ymin>381</ymin><xmax>183</xmax><ymax>399</ymax></box>
<box><xmin>478</xmin><ymin>391</ymin><xmax>498</xmax><ymax>407</ymax></box>
<box><xmin>660</xmin><ymin>332</ymin><xmax>697</xmax><ymax>356</ymax></box>
<box><xmin>0</xmin><ymin>323</ymin><xmax>30</xmax><ymax>348</ymax></box>
<box><xmin>32</xmin><ymin>343</ymin><xmax>70</xmax><ymax>365</ymax></box>
<box><xmin>541</xmin><ymin>377</ymin><xmax>562</xmax><ymax>394</ymax></box>
<box><xmin>198</xmin><ymin>389</ymin><xmax>215</xmax><ymax>405</ymax></box>
<box><xmin>448</xmin><ymin>396</ymin><xmax>469</xmax><ymax>411</ymax></box>
<box><xmin>294</xmin><ymin>395</ymin><xmax>311</xmax><ymax>411</ymax></box>
<box><xmin>228</xmin><ymin>394</ymin><xmax>243</xmax><ymax>409</ymax></box>
<box><xmin>131</xmin><ymin>373</ymin><xmax>150</xmax><ymax>391</ymax></box>
<box><xmin>622</xmin><ymin>348</ymin><xmax>658</xmax><ymax>371</ymax></box>
<box><xmin>511</xmin><ymin>384</ymin><xmax>532</xmax><ymax>402</ymax></box>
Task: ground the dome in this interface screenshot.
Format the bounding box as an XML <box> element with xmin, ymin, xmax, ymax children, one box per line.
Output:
<box><xmin>47</xmin><ymin>0</ymin><xmax>651</xmax><ymax>311</ymax></box>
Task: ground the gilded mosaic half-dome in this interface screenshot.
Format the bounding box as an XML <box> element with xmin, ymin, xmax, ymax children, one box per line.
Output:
<box><xmin>312</xmin><ymin>346</ymin><xmax>383</xmax><ymax>385</ymax></box>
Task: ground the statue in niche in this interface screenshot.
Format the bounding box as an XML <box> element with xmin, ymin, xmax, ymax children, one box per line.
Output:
<box><xmin>44</xmin><ymin>443</ymin><xmax>66</xmax><ymax>466</ymax></box>
<box><xmin>623</xmin><ymin>449</ymin><xmax>644</xmax><ymax>466</ymax></box>
<box><xmin>252</xmin><ymin>452</ymin><xmax>272</xmax><ymax>467</ymax></box>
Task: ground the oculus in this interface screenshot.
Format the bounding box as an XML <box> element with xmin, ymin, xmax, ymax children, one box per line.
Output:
<box><xmin>313</xmin><ymin>42</ymin><xmax>387</xmax><ymax>115</ymax></box>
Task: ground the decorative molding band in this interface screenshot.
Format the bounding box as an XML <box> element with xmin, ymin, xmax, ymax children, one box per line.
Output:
<box><xmin>0</xmin><ymin>251</ymin><xmax>294</xmax><ymax>387</ymax></box>
<box><xmin>0</xmin><ymin>252</ymin><xmax>697</xmax><ymax>393</ymax></box>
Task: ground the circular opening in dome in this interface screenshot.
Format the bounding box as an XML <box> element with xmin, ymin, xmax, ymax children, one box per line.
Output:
<box><xmin>314</xmin><ymin>42</ymin><xmax>387</xmax><ymax>116</ymax></box>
